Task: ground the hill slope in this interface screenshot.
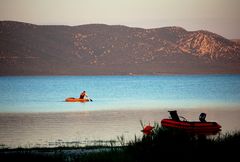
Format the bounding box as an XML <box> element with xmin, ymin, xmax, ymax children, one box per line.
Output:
<box><xmin>0</xmin><ymin>21</ymin><xmax>240</xmax><ymax>75</ymax></box>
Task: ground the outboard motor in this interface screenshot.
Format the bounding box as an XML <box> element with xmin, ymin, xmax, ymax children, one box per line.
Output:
<box><xmin>199</xmin><ymin>113</ymin><xmax>206</xmax><ymax>122</ymax></box>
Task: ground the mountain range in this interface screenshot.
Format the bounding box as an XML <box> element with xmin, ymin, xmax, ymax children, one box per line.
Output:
<box><xmin>0</xmin><ymin>21</ymin><xmax>240</xmax><ymax>75</ymax></box>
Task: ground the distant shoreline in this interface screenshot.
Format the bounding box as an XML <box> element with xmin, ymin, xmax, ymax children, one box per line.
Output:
<box><xmin>1</xmin><ymin>71</ymin><xmax>240</xmax><ymax>76</ymax></box>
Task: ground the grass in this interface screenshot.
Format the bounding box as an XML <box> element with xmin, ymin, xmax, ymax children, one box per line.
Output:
<box><xmin>1</xmin><ymin>125</ymin><xmax>240</xmax><ymax>162</ymax></box>
<box><xmin>125</xmin><ymin>125</ymin><xmax>240</xmax><ymax>161</ymax></box>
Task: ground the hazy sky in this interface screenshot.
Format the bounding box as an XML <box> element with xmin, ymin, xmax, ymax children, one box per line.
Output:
<box><xmin>0</xmin><ymin>0</ymin><xmax>239</xmax><ymax>38</ymax></box>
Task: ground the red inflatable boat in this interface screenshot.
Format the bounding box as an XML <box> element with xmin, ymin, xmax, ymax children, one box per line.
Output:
<box><xmin>161</xmin><ymin>111</ymin><xmax>221</xmax><ymax>135</ymax></box>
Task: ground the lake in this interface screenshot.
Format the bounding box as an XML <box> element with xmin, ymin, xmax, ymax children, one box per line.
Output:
<box><xmin>0</xmin><ymin>75</ymin><xmax>240</xmax><ymax>148</ymax></box>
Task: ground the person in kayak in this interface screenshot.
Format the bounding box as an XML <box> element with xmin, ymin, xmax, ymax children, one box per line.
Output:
<box><xmin>79</xmin><ymin>91</ymin><xmax>88</xmax><ymax>99</ymax></box>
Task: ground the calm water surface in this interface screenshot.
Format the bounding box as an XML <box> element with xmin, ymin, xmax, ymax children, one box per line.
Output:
<box><xmin>1</xmin><ymin>75</ymin><xmax>240</xmax><ymax>112</ymax></box>
<box><xmin>0</xmin><ymin>75</ymin><xmax>240</xmax><ymax>148</ymax></box>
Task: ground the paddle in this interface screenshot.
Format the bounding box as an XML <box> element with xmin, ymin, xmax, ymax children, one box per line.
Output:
<box><xmin>85</xmin><ymin>94</ymin><xmax>93</xmax><ymax>102</ymax></box>
<box><xmin>86</xmin><ymin>96</ymin><xmax>92</xmax><ymax>102</ymax></box>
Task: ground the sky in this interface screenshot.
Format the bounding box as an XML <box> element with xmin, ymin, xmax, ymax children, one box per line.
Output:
<box><xmin>0</xmin><ymin>0</ymin><xmax>239</xmax><ymax>39</ymax></box>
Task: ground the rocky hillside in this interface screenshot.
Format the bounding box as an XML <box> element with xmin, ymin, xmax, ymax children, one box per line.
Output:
<box><xmin>0</xmin><ymin>21</ymin><xmax>240</xmax><ymax>75</ymax></box>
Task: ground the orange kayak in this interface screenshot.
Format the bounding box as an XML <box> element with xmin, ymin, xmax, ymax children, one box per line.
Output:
<box><xmin>65</xmin><ymin>97</ymin><xmax>90</xmax><ymax>102</ymax></box>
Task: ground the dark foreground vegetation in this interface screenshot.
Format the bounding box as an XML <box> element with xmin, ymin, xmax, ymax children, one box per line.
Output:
<box><xmin>1</xmin><ymin>125</ymin><xmax>240</xmax><ymax>162</ymax></box>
